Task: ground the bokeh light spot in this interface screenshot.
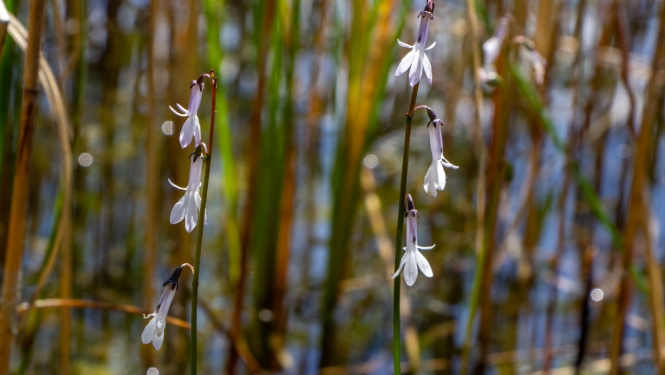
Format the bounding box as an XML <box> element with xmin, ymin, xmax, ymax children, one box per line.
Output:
<box><xmin>78</xmin><ymin>153</ymin><xmax>93</xmax><ymax>167</ymax></box>
<box><xmin>258</xmin><ymin>309</ymin><xmax>274</xmax><ymax>322</ymax></box>
<box><xmin>162</xmin><ymin>120</ymin><xmax>175</xmax><ymax>135</ymax></box>
<box><xmin>590</xmin><ymin>288</ymin><xmax>604</xmax><ymax>302</ymax></box>
<box><xmin>363</xmin><ymin>154</ymin><xmax>378</xmax><ymax>169</ymax></box>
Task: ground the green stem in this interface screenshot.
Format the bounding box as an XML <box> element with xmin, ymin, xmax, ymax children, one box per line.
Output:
<box><xmin>393</xmin><ymin>83</ymin><xmax>419</xmax><ymax>375</ymax></box>
<box><xmin>191</xmin><ymin>72</ymin><xmax>217</xmax><ymax>375</ymax></box>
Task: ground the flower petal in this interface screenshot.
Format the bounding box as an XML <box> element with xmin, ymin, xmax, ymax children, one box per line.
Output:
<box><xmin>423</xmin><ymin>53</ymin><xmax>433</xmax><ymax>85</ymax></box>
<box><xmin>418</xmin><ymin>244</ymin><xmax>436</xmax><ymax>250</ymax></box>
<box><xmin>141</xmin><ymin>317</ymin><xmax>156</xmax><ymax>344</ymax></box>
<box><xmin>169</xmin><ymin>105</ymin><xmax>187</xmax><ymax>117</ymax></box>
<box><xmin>193</xmin><ymin>116</ymin><xmax>201</xmax><ymax>146</ymax></box>
<box><xmin>397</xmin><ymin>39</ymin><xmax>413</xmax><ymax>48</ymax></box>
<box><xmin>170</xmin><ymin>195</ymin><xmax>187</xmax><ymax>224</ymax></box>
<box><xmin>425</xmin><ymin>41</ymin><xmax>437</xmax><ymax>50</ymax></box>
<box><xmin>423</xmin><ymin>161</ymin><xmax>439</xmax><ymax>197</ymax></box>
<box><xmin>441</xmin><ymin>156</ymin><xmax>459</xmax><ymax>169</ymax></box>
<box><xmin>415</xmin><ymin>251</ymin><xmax>433</xmax><ymax>278</ymax></box>
<box><xmin>168</xmin><ymin>179</ymin><xmax>187</xmax><ymax>191</ymax></box>
<box><xmin>392</xmin><ymin>253</ymin><xmax>409</xmax><ymax>279</ymax></box>
<box><xmin>152</xmin><ymin>328</ymin><xmax>165</xmax><ymax>350</ymax></box>
<box><xmin>179</xmin><ymin>117</ymin><xmax>195</xmax><ymax>148</ymax></box>
<box><xmin>185</xmin><ymin>193</ymin><xmax>198</xmax><ymax>233</ymax></box>
<box><xmin>436</xmin><ymin>160</ymin><xmax>447</xmax><ymax>191</ymax></box>
<box><xmin>396</xmin><ymin>49</ymin><xmax>415</xmax><ymax>77</ymax></box>
<box><xmin>177</xmin><ymin>103</ymin><xmax>188</xmax><ymax>113</ymax></box>
<box><xmin>408</xmin><ymin>50</ymin><xmax>423</xmax><ymax>87</ymax></box>
<box><xmin>404</xmin><ymin>252</ymin><xmax>418</xmax><ymax>286</ymax></box>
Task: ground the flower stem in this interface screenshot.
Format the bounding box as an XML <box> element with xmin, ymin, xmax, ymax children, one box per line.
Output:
<box><xmin>191</xmin><ymin>71</ymin><xmax>217</xmax><ymax>375</ymax></box>
<box><xmin>393</xmin><ymin>82</ymin><xmax>419</xmax><ymax>375</ymax></box>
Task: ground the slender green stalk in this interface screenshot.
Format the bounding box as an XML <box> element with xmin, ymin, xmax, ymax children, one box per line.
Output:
<box><xmin>190</xmin><ymin>72</ymin><xmax>217</xmax><ymax>375</ymax></box>
<box><xmin>460</xmin><ymin>0</ymin><xmax>486</xmax><ymax>368</ymax></box>
<box><xmin>393</xmin><ymin>83</ymin><xmax>419</xmax><ymax>375</ymax></box>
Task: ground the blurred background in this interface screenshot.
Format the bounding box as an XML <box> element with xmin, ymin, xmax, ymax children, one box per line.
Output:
<box><xmin>1</xmin><ymin>0</ymin><xmax>665</xmax><ymax>373</ymax></box>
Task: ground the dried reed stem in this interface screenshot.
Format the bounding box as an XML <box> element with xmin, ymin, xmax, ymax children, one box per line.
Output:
<box><xmin>609</xmin><ymin>2</ymin><xmax>665</xmax><ymax>372</ymax></box>
<box><xmin>228</xmin><ymin>2</ymin><xmax>276</xmax><ymax>371</ymax></box>
<box><xmin>15</xmin><ymin>299</ymin><xmax>190</xmax><ymax>328</ymax></box>
<box><xmin>460</xmin><ymin>0</ymin><xmax>486</xmax><ymax>366</ymax></box>
<box><xmin>0</xmin><ymin>0</ymin><xmax>45</xmax><ymax>371</ymax></box>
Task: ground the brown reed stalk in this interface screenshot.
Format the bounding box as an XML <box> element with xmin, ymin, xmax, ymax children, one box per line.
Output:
<box><xmin>320</xmin><ymin>0</ymin><xmax>401</xmax><ymax>367</ymax></box>
<box><xmin>0</xmin><ymin>0</ymin><xmax>45</xmax><ymax>371</ymax></box>
<box><xmin>272</xmin><ymin>0</ymin><xmax>300</xmax><ymax>361</ymax></box>
<box><xmin>228</xmin><ymin>2</ymin><xmax>276</xmax><ymax>373</ymax></box>
<box><xmin>641</xmin><ymin>192</ymin><xmax>665</xmax><ymax>374</ymax></box>
<box><xmin>459</xmin><ymin>0</ymin><xmax>486</xmax><ymax>368</ymax></box>
<box><xmin>15</xmin><ymin>299</ymin><xmax>191</xmax><ymax>329</ymax></box>
<box><xmin>608</xmin><ymin>2</ymin><xmax>665</xmax><ymax>373</ymax></box>
<box><xmin>5</xmin><ymin>15</ymin><xmax>72</xmax><ymax>352</ymax></box>
<box><xmin>473</xmin><ymin>32</ymin><xmax>512</xmax><ymax>375</ymax></box>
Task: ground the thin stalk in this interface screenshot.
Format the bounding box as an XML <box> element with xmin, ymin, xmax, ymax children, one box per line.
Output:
<box><xmin>393</xmin><ymin>83</ymin><xmax>419</xmax><ymax>375</ymax></box>
<box><xmin>191</xmin><ymin>73</ymin><xmax>217</xmax><ymax>375</ymax></box>
<box><xmin>0</xmin><ymin>0</ymin><xmax>45</xmax><ymax>371</ymax></box>
<box><xmin>15</xmin><ymin>299</ymin><xmax>191</xmax><ymax>329</ymax></box>
<box><xmin>142</xmin><ymin>0</ymin><xmax>158</xmax><ymax>367</ymax></box>
<box><xmin>609</xmin><ymin>1</ymin><xmax>665</xmax><ymax>371</ymax></box>
<box><xmin>460</xmin><ymin>0</ymin><xmax>486</xmax><ymax>367</ymax></box>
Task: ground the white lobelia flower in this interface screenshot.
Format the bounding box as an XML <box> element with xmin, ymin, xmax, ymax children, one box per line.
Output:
<box><xmin>169</xmin><ymin>150</ymin><xmax>207</xmax><ymax>233</ymax></box>
<box><xmin>482</xmin><ymin>17</ymin><xmax>509</xmax><ymax>68</ymax></box>
<box><xmin>396</xmin><ymin>2</ymin><xmax>436</xmax><ymax>87</ymax></box>
<box><xmin>142</xmin><ymin>265</ymin><xmax>186</xmax><ymax>350</ymax></box>
<box><xmin>423</xmin><ymin>108</ymin><xmax>458</xmax><ymax>197</ymax></box>
<box><xmin>169</xmin><ymin>78</ymin><xmax>204</xmax><ymax>149</ymax></box>
<box><xmin>393</xmin><ymin>195</ymin><xmax>435</xmax><ymax>286</ymax></box>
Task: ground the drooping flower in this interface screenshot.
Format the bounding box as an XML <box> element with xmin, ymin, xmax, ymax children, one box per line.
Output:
<box><xmin>169</xmin><ymin>146</ymin><xmax>207</xmax><ymax>233</ymax></box>
<box><xmin>423</xmin><ymin>108</ymin><xmax>458</xmax><ymax>197</ymax></box>
<box><xmin>169</xmin><ymin>78</ymin><xmax>204</xmax><ymax>149</ymax></box>
<box><xmin>142</xmin><ymin>265</ymin><xmax>188</xmax><ymax>350</ymax></box>
<box><xmin>393</xmin><ymin>195</ymin><xmax>435</xmax><ymax>286</ymax></box>
<box><xmin>395</xmin><ymin>1</ymin><xmax>437</xmax><ymax>87</ymax></box>
<box><xmin>522</xmin><ymin>43</ymin><xmax>547</xmax><ymax>84</ymax></box>
<box><xmin>482</xmin><ymin>17</ymin><xmax>509</xmax><ymax>68</ymax></box>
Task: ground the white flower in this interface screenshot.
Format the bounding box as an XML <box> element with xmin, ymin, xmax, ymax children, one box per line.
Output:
<box><xmin>423</xmin><ymin>114</ymin><xmax>458</xmax><ymax>197</ymax></box>
<box><xmin>483</xmin><ymin>17</ymin><xmax>509</xmax><ymax>67</ymax></box>
<box><xmin>142</xmin><ymin>266</ymin><xmax>183</xmax><ymax>350</ymax></box>
<box><xmin>393</xmin><ymin>195</ymin><xmax>435</xmax><ymax>286</ymax></box>
<box><xmin>396</xmin><ymin>9</ymin><xmax>436</xmax><ymax>87</ymax></box>
<box><xmin>524</xmin><ymin>46</ymin><xmax>547</xmax><ymax>84</ymax></box>
<box><xmin>169</xmin><ymin>79</ymin><xmax>204</xmax><ymax>149</ymax></box>
<box><xmin>169</xmin><ymin>153</ymin><xmax>206</xmax><ymax>233</ymax></box>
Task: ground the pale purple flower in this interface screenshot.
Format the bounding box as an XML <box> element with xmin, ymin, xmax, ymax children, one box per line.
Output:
<box><xmin>169</xmin><ymin>152</ymin><xmax>206</xmax><ymax>233</ymax></box>
<box><xmin>393</xmin><ymin>195</ymin><xmax>435</xmax><ymax>286</ymax></box>
<box><xmin>169</xmin><ymin>79</ymin><xmax>204</xmax><ymax>149</ymax></box>
<box><xmin>423</xmin><ymin>108</ymin><xmax>458</xmax><ymax>197</ymax></box>
<box><xmin>483</xmin><ymin>17</ymin><xmax>509</xmax><ymax>67</ymax></box>
<box><xmin>142</xmin><ymin>266</ymin><xmax>185</xmax><ymax>350</ymax></box>
<box><xmin>523</xmin><ymin>45</ymin><xmax>547</xmax><ymax>84</ymax></box>
<box><xmin>396</xmin><ymin>6</ymin><xmax>436</xmax><ymax>87</ymax></box>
